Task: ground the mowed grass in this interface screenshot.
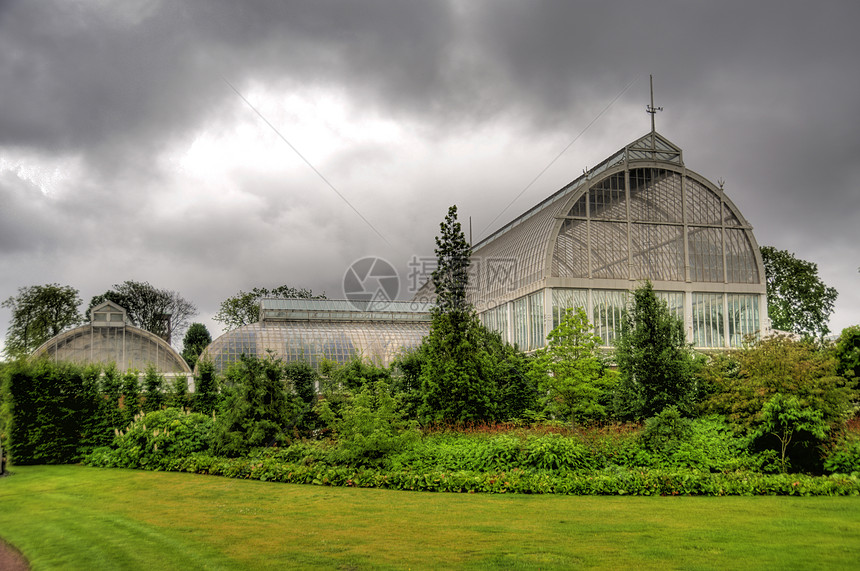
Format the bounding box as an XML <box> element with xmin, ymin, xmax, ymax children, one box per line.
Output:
<box><xmin>1</xmin><ymin>466</ymin><xmax>859</xmax><ymax>570</ymax></box>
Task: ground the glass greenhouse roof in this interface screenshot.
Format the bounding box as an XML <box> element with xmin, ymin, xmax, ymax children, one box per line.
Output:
<box><xmin>474</xmin><ymin>131</ymin><xmax>683</xmax><ymax>249</ymax></box>
<box><xmin>260</xmin><ymin>298</ymin><xmax>434</xmax><ymax>323</ymax></box>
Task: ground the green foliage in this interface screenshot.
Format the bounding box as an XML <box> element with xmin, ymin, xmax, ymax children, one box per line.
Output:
<box><xmin>142</xmin><ymin>365</ymin><xmax>165</xmax><ymax>413</ymax></box>
<box><xmin>121</xmin><ymin>369</ymin><xmax>142</xmax><ymax>425</ymax></box>
<box><xmin>823</xmin><ymin>429</ymin><xmax>860</xmax><ymax>474</ymax></box>
<box><xmin>613</xmin><ymin>281</ymin><xmax>697</xmax><ymax>419</ymax></box>
<box><xmin>2</xmin><ymin>283</ymin><xmax>82</xmax><ymax>359</ymax></box>
<box><xmin>86</xmin><ymin>408</ymin><xmax>214</xmax><ymax>470</ymax></box>
<box><xmin>181</xmin><ymin>322</ymin><xmax>212</xmax><ymax>369</ymax></box>
<box><xmin>641</xmin><ymin>406</ymin><xmax>693</xmax><ymax>455</ymax></box>
<box><xmin>390</xmin><ymin>345</ymin><xmax>427</xmax><ymax>420</ymax></box>
<box><xmin>327</xmin><ymin>356</ymin><xmax>391</xmax><ymax>393</ymax></box>
<box><xmin>754</xmin><ymin>393</ymin><xmax>828</xmax><ymax>473</ymax></box>
<box><xmin>317</xmin><ymin>379</ymin><xmax>419</xmax><ymax>467</ymax></box>
<box><xmin>2</xmin><ymin>360</ymin><xmax>110</xmax><ymax>464</ymax></box>
<box><xmin>530</xmin><ymin>308</ymin><xmax>617</xmax><ymax>422</ymax></box>
<box><xmin>419</xmin><ymin>205</ymin><xmax>535</xmax><ymax>422</ymax></box>
<box><xmin>701</xmin><ymin>334</ymin><xmax>852</xmax><ymax>433</ymax></box>
<box><xmin>419</xmin><ymin>312</ymin><xmax>529</xmax><ymax>422</ymax></box>
<box><xmin>192</xmin><ymin>359</ymin><xmax>219</xmax><ymax>415</ymax></box>
<box><xmin>760</xmin><ymin>246</ymin><xmax>838</xmax><ymax>339</ymax></box>
<box><xmin>431</xmin><ymin>205</ymin><xmax>472</xmax><ymax>314</ymax></box>
<box><xmin>169</xmin><ymin>374</ymin><xmax>191</xmax><ymax>410</ymax></box>
<box><xmin>833</xmin><ymin>326</ymin><xmax>860</xmax><ymax>405</ymax></box>
<box><xmin>211</xmin><ymin>353</ymin><xmax>301</xmax><ymax>456</ymax></box>
<box><xmin>213</xmin><ymin>285</ymin><xmax>325</xmax><ymax>331</ymax></box>
<box><xmin>87</xmin><ymin>280</ymin><xmax>197</xmax><ymax>343</ymax></box>
<box><xmin>283</xmin><ymin>360</ymin><xmax>318</xmax><ymax>406</ymax></box>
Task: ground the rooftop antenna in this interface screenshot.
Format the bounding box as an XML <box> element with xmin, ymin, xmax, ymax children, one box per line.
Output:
<box><xmin>646</xmin><ymin>74</ymin><xmax>663</xmax><ymax>135</ymax></box>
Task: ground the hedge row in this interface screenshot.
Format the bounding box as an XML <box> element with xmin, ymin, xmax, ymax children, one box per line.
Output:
<box><xmin>84</xmin><ymin>449</ymin><xmax>860</xmax><ymax>496</ymax></box>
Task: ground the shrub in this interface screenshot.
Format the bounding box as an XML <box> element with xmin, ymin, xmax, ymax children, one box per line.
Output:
<box><xmin>823</xmin><ymin>431</ymin><xmax>860</xmax><ymax>474</ymax></box>
<box><xmin>318</xmin><ymin>379</ymin><xmax>420</xmax><ymax>467</ymax></box>
<box><xmin>85</xmin><ymin>407</ymin><xmax>214</xmax><ymax>470</ymax></box>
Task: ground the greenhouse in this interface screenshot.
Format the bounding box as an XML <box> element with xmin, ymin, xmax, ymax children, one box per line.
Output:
<box><xmin>30</xmin><ymin>300</ymin><xmax>192</xmax><ymax>374</ymax></box>
<box><xmin>198</xmin><ymin>299</ymin><xmax>432</xmax><ymax>373</ymax></box>
<box><xmin>417</xmin><ymin>129</ymin><xmax>768</xmax><ymax>351</ymax></box>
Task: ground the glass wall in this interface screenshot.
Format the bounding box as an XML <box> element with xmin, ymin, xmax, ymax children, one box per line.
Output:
<box><xmin>551</xmin><ymin>288</ymin><xmax>588</xmax><ymax>328</ymax></box>
<box><xmin>592</xmin><ymin>289</ymin><xmax>628</xmax><ymax>346</ymax></box>
<box><xmin>693</xmin><ymin>293</ymin><xmax>724</xmax><ymax>347</ymax></box>
<box><xmin>528</xmin><ymin>291</ymin><xmax>545</xmax><ymax>351</ymax></box>
<box><xmin>727</xmin><ymin>294</ymin><xmax>761</xmax><ymax>347</ymax></box>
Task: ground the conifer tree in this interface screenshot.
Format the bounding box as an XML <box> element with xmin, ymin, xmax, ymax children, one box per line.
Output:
<box><xmin>613</xmin><ymin>281</ymin><xmax>696</xmax><ymax>419</ymax></box>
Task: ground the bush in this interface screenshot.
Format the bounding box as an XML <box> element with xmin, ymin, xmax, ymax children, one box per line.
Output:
<box><xmin>823</xmin><ymin>430</ymin><xmax>860</xmax><ymax>474</ymax></box>
<box><xmin>85</xmin><ymin>407</ymin><xmax>214</xmax><ymax>470</ymax></box>
<box><xmin>318</xmin><ymin>379</ymin><xmax>420</xmax><ymax>467</ymax></box>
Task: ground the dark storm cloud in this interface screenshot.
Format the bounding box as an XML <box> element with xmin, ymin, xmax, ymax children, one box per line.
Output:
<box><xmin>1</xmin><ymin>0</ymin><xmax>859</xmax><ymax>345</ymax></box>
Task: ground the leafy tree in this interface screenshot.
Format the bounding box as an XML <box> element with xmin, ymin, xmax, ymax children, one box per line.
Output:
<box><xmin>754</xmin><ymin>393</ymin><xmax>828</xmax><ymax>473</ymax></box>
<box><xmin>833</xmin><ymin>325</ymin><xmax>860</xmax><ymax>386</ymax></box>
<box><xmin>181</xmin><ymin>322</ymin><xmax>212</xmax><ymax>369</ymax></box>
<box><xmin>214</xmin><ymin>285</ymin><xmax>326</xmax><ymax>331</ymax></box>
<box><xmin>613</xmin><ymin>281</ymin><xmax>697</xmax><ymax>420</ymax></box>
<box><xmin>420</xmin><ymin>205</ymin><xmax>489</xmax><ymax>421</ymax></box>
<box><xmin>317</xmin><ymin>379</ymin><xmax>419</xmax><ymax>467</ymax></box>
<box><xmin>121</xmin><ymin>370</ymin><xmax>142</xmax><ymax>425</ymax></box>
<box><xmin>530</xmin><ymin>308</ymin><xmax>616</xmax><ymax>423</ymax></box>
<box><xmin>88</xmin><ymin>281</ymin><xmax>197</xmax><ymax>344</ymax></box>
<box><xmin>2</xmin><ymin>284</ymin><xmax>82</xmax><ymax>359</ymax></box>
<box><xmin>760</xmin><ymin>246</ymin><xmax>838</xmax><ymax>339</ymax></box>
<box><xmin>701</xmin><ymin>334</ymin><xmax>853</xmax><ymax>433</ymax></box>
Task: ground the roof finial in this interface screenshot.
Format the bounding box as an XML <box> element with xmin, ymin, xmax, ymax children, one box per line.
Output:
<box><xmin>646</xmin><ymin>74</ymin><xmax>663</xmax><ymax>134</ymax></box>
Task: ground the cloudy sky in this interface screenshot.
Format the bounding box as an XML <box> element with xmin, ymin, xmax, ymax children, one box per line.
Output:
<box><xmin>2</xmin><ymin>0</ymin><xmax>859</xmax><ymax>350</ymax></box>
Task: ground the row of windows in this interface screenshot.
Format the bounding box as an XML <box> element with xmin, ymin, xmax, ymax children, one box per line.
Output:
<box><xmin>480</xmin><ymin>288</ymin><xmax>761</xmax><ymax>350</ymax></box>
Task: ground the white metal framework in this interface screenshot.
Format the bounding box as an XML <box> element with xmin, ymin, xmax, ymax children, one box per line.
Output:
<box><xmin>461</xmin><ymin>130</ymin><xmax>768</xmax><ymax>350</ymax></box>
<box><xmin>198</xmin><ymin>299</ymin><xmax>432</xmax><ymax>373</ymax></box>
<box><xmin>30</xmin><ymin>300</ymin><xmax>192</xmax><ymax>374</ymax></box>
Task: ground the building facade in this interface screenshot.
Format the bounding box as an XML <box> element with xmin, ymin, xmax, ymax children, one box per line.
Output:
<box><xmin>418</xmin><ymin>130</ymin><xmax>768</xmax><ymax>351</ymax></box>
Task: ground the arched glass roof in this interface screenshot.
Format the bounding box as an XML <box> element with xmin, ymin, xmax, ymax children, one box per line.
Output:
<box><xmin>31</xmin><ymin>323</ymin><xmax>192</xmax><ymax>374</ymax></box>
<box><xmin>199</xmin><ymin>299</ymin><xmax>433</xmax><ymax>373</ymax></box>
<box><xmin>467</xmin><ymin>131</ymin><xmax>765</xmax><ymax>306</ymax></box>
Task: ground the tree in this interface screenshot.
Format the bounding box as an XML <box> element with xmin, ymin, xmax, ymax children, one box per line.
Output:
<box><xmin>530</xmin><ymin>308</ymin><xmax>616</xmax><ymax>423</ymax></box>
<box><xmin>431</xmin><ymin>205</ymin><xmax>472</xmax><ymax>314</ymax></box>
<box><xmin>755</xmin><ymin>393</ymin><xmax>828</xmax><ymax>473</ymax></box>
<box><xmin>211</xmin><ymin>353</ymin><xmax>297</xmax><ymax>456</ymax></box>
<box><xmin>833</xmin><ymin>325</ymin><xmax>860</xmax><ymax>385</ymax></box>
<box><xmin>2</xmin><ymin>284</ymin><xmax>82</xmax><ymax>359</ymax></box>
<box><xmin>88</xmin><ymin>281</ymin><xmax>197</xmax><ymax>344</ymax></box>
<box><xmin>701</xmin><ymin>334</ymin><xmax>853</xmax><ymax>432</ymax></box>
<box><xmin>613</xmin><ymin>281</ymin><xmax>697</xmax><ymax>420</ymax></box>
<box><xmin>181</xmin><ymin>323</ymin><xmax>212</xmax><ymax>369</ymax></box>
<box><xmin>214</xmin><ymin>285</ymin><xmax>326</xmax><ymax>331</ymax></box>
<box><xmin>192</xmin><ymin>359</ymin><xmax>220</xmax><ymax>415</ymax></box>
<box><xmin>760</xmin><ymin>246</ymin><xmax>838</xmax><ymax>339</ymax></box>
<box><xmin>418</xmin><ymin>205</ymin><xmax>535</xmax><ymax>422</ymax></box>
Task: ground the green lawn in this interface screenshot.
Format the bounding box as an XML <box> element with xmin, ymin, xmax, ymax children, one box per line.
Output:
<box><xmin>1</xmin><ymin>466</ymin><xmax>859</xmax><ymax>570</ymax></box>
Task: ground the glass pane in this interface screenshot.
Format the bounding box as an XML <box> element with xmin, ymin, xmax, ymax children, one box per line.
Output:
<box><xmin>693</xmin><ymin>293</ymin><xmax>724</xmax><ymax>347</ymax></box>
<box><xmin>551</xmin><ymin>288</ymin><xmax>588</xmax><ymax>329</ymax></box>
<box><xmin>727</xmin><ymin>294</ymin><xmax>760</xmax><ymax>347</ymax></box>
<box><xmin>592</xmin><ymin>289</ymin><xmax>628</xmax><ymax>346</ymax></box>
<box><xmin>688</xmin><ymin>227</ymin><xmax>724</xmax><ymax>282</ymax></box>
